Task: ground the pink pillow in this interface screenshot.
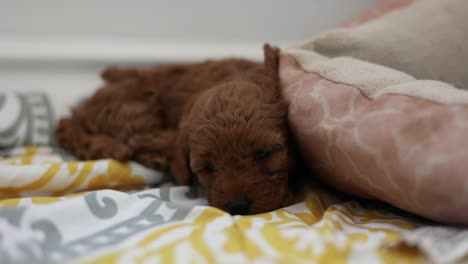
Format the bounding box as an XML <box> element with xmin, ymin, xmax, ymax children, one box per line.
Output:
<box><xmin>281</xmin><ymin>0</ymin><xmax>468</xmax><ymax>225</ymax></box>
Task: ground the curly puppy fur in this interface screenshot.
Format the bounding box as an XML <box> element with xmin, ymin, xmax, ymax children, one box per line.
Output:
<box><xmin>57</xmin><ymin>45</ymin><xmax>300</xmax><ymax>214</ymax></box>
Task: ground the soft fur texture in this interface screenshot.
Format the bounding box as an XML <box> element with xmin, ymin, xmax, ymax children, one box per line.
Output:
<box><xmin>57</xmin><ymin>45</ymin><xmax>299</xmax><ymax>214</ymax></box>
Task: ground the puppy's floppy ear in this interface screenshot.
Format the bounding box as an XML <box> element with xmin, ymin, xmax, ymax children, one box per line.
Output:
<box><xmin>262</xmin><ymin>44</ymin><xmax>281</xmax><ymax>100</ymax></box>
<box><xmin>170</xmin><ymin>126</ymin><xmax>193</xmax><ymax>185</ymax></box>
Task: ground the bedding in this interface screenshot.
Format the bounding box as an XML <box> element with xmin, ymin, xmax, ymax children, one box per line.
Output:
<box><xmin>0</xmin><ymin>93</ymin><xmax>467</xmax><ymax>264</ymax></box>
<box><xmin>2</xmin><ymin>0</ymin><xmax>468</xmax><ymax>263</ymax></box>
<box><xmin>0</xmin><ymin>145</ymin><xmax>442</xmax><ymax>264</ymax></box>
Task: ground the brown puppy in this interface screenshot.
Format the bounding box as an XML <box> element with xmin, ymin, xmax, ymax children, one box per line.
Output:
<box><xmin>57</xmin><ymin>45</ymin><xmax>299</xmax><ymax>214</ymax></box>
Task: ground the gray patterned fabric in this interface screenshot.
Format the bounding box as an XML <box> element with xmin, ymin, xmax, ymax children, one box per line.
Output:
<box><xmin>0</xmin><ymin>187</ymin><xmax>207</xmax><ymax>264</ymax></box>
<box><xmin>0</xmin><ymin>91</ymin><xmax>55</xmax><ymax>148</ymax></box>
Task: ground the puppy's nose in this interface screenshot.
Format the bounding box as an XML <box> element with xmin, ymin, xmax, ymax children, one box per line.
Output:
<box><xmin>226</xmin><ymin>198</ymin><xmax>251</xmax><ymax>215</ymax></box>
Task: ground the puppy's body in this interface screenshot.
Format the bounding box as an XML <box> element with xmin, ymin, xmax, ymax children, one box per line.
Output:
<box><xmin>57</xmin><ymin>45</ymin><xmax>298</xmax><ymax>214</ymax></box>
<box><xmin>57</xmin><ymin>58</ymin><xmax>261</xmax><ymax>167</ymax></box>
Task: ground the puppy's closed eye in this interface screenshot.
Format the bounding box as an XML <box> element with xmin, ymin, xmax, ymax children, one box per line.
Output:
<box><xmin>254</xmin><ymin>150</ymin><xmax>272</xmax><ymax>161</ymax></box>
<box><xmin>204</xmin><ymin>162</ymin><xmax>217</xmax><ymax>174</ymax></box>
<box><xmin>253</xmin><ymin>145</ymin><xmax>283</xmax><ymax>162</ymax></box>
<box><xmin>191</xmin><ymin>160</ymin><xmax>217</xmax><ymax>176</ymax></box>
<box><xmin>252</xmin><ymin>145</ymin><xmax>287</xmax><ymax>179</ymax></box>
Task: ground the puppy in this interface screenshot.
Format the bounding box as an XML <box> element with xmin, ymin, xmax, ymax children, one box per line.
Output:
<box><xmin>57</xmin><ymin>45</ymin><xmax>300</xmax><ymax>215</ymax></box>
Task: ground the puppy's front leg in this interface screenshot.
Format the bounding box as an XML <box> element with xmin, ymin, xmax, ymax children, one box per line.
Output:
<box><xmin>128</xmin><ymin>130</ymin><xmax>177</xmax><ymax>170</ymax></box>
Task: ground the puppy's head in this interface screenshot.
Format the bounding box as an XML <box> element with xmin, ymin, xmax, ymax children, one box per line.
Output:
<box><xmin>171</xmin><ymin>45</ymin><xmax>295</xmax><ymax>214</ymax></box>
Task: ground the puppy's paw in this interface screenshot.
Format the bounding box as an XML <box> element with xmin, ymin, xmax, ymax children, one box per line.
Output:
<box><xmin>83</xmin><ymin>135</ymin><xmax>132</xmax><ymax>161</ymax></box>
<box><xmin>133</xmin><ymin>152</ymin><xmax>169</xmax><ymax>170</ymax></box>
<box><xmin>127</xmin><ymin>132</ymin><xmax>176</xmax><ymax>170</ymax></box>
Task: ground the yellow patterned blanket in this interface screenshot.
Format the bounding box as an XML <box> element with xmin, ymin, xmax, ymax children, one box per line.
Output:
<box><xmin>1</xmin><ymin>87</ymin><xmax>467</xmax><ymax>264</ymax></box>
<box><xmin>2</xmin><ymin>146</ymin><xmax>457</xmax><ymax>264</ymax></box>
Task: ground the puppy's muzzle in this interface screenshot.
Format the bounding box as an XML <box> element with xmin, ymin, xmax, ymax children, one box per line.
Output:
<box><xmin>226</xmin><ymin>198</ymin><xmax>251</xmax><ymax>215</ymax></box>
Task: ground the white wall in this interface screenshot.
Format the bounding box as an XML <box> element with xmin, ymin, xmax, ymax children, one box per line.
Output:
<box><xmin>1</xmin><ymin>0</ymin><xmax>379</xmax><ymax>63</ymax></box>
<box><xmin>0</xmin><ymin>0</ymin><xmax>379</xmax><ymax>101</ymax></box>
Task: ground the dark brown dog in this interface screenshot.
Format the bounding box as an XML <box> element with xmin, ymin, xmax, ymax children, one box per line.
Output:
<box><xmin>57</xmin><ymin>45</ymin><xmax>299</xmax><ymax>214</ymax></box>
